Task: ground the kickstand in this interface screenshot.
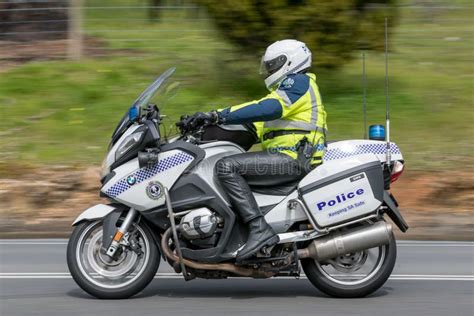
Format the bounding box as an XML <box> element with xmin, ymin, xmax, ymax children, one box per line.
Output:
<box><xmin>292</xmin><ymin>242</ymin><xmax>301</xmax><ymax>279</ymax></box>
<box><xmin>164</xmin><ymin>188</ymin><xmax>191</xmax><ymax>281</ymax></box>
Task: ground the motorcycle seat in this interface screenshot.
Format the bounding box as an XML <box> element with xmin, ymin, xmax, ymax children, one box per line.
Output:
<box><xmin>250</xmin><ymin>180</ymin><xmax>299</xmax><ymax>196</ymax></box>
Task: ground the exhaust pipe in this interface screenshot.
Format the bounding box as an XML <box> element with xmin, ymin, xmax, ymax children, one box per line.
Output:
<box><xmin>161</xmin><ymin>228</ymin><xmax>274</xmax><ymax>278</ymax></box>
<box><xmin>298</xmin><ymin>221</ymin><xmax>393</xmax><ymax>262</ymax></box>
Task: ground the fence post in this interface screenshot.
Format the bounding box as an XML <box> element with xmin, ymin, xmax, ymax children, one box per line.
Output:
<box><xmin>68</xmin><ymin>0</ymin><xmax>83</xmax><ymax>60</ymax></box>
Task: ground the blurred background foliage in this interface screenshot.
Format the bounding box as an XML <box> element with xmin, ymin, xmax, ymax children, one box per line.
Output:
<box><xmin>0</xmin><ymin>0</ymin><xmax>473</xmax><ymax>170</ymax></box>
<box><xmin>196</xmin><ymin>0</ymin><xmax>399</xmax><ymax>68</ymax></box>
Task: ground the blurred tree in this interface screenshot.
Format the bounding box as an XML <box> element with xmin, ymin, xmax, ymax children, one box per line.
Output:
<box><xmin>148</xmin><ymin>0</ymin><xmax>162</xmax><ymax>22</ymax></box>
<box><xmin>195</xmin><ymin>0</ymin><xmax>398</xmax><ymax>68</ymax></box>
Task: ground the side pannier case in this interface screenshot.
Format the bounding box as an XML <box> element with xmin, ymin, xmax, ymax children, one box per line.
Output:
<box><xmin>298</xmin><ymin>155</ymin><xmax>384</xmax><ymax>228</ymax></box>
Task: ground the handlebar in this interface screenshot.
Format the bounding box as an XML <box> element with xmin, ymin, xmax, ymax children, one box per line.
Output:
<box><xmin>176</xmin><ymin>115</ymin><xmax>205</xmax><ymax>136</ymax></box>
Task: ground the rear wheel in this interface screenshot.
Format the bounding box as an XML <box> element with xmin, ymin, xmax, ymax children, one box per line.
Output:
<box><xmin>67</xmin><ymin>219</ymin><xmax>160</xmax><ymax>299</ymax></box>
<box><xmin>302</xmin><ymin>232</ymin><xmax>396</xmax><ymax>298</ymax></box>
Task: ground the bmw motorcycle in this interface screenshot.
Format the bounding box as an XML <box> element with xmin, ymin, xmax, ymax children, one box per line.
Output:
<box><xmin>67</xmin><ymin>68</ymin><xmax>409</xmax><ymax>299</ymax></box>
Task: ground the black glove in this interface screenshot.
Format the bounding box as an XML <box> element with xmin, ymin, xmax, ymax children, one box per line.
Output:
<box><xmin>191</xmin><ymin>111</ymin><xmax>219</xmax><ymax>128</ymax></box>
<box><xmin>176</xmin><ymin>114</ymin><xmax>191</xmax><ymax>133</ymax></box>
<box><xmin>177</xmin><ymin>111</ymin><xmax>219</xmax><ymax>132</ymax></box>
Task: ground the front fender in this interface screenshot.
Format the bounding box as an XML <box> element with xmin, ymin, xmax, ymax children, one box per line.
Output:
<box><xmin>72</xmin><ymin>204</ymin><xmax>117</xmax><ymax>226</ymax></box>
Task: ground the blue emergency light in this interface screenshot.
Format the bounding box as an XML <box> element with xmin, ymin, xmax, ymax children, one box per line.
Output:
<box><xmin>369</xmin><ymin>124</ymin><xmax>386</xmax><ymax>141</ymax></box>
<box><xmin>128</xmin><ymin>105</ymin><xmax>140</xmax><ymax>121</ymax></box>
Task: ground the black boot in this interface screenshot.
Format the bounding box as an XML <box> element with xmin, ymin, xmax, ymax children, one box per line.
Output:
<box><xmin>237</xmin><ymin>216</ymin><xmax>279</xmax><ymax>261</ymax></box>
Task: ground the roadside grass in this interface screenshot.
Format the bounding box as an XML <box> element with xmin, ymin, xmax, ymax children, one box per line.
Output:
<box><xmin>0</xmin><ymin>0</ymin><xmax>472</xmax><ymax>170</ymax></box>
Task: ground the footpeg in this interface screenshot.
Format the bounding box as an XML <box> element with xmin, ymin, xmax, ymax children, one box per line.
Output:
<box><xmin>257</xmin><ymin>236</ymin><xmax>279</xmax><ymax>258</ymax></box>
<box><xmin>260</xmin><ymin>246</ymin><xmax>272</xmax><ymax>257</ymax></box>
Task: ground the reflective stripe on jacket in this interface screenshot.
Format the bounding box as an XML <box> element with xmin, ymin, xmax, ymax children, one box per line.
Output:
<box><xmin>218</xmin><ymin>73</ymin><xmax>327</xmax><ymax>162</ymax></box>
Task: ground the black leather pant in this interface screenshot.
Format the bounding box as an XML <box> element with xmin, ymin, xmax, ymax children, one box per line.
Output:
<box><xmin>215</xmin><ymin>151</ymin><xmax>308</xmax><ymax>223</ymax></box>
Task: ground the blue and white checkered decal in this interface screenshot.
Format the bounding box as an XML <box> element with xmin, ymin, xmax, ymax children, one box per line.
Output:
<box><xmin>105</xmin><ymin>152</ymin><xmax>193</xmax><ymax>198</ymax></box>
<box><xmin>323</xmin><ymin>143</ymin><xmax>401</xmax><ymax>161</ymax></box>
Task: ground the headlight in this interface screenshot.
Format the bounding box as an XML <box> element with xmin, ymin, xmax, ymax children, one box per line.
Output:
<box><xmin>115</xmin><ymin>131</ymin><xmax>144</xmax><ymax>160</ymax></box>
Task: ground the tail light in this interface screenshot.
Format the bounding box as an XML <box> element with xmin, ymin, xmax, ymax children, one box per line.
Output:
<box><xmin>390</xmin><ymin>161</ymin><xmax>404</xmax><ymax>183</ymax></box>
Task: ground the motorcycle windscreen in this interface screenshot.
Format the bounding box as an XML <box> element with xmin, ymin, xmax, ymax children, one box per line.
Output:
<box><xmin>110</xmin><ymin>67</ymin><xmax>177</xmax><ymax>146</ymax></box>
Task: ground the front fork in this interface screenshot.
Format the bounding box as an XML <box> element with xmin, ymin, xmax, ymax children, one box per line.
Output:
<box><xmin>106</xmin><ymin>208</ymin><xmax>137</xmax><ymax>258</ymax></box>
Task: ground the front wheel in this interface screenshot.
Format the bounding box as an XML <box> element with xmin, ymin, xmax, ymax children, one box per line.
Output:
<box><xmin>67</xmin><ymin>219</ymin><xmax>160</xmax><ymax>299</ymax></box>
<box><xmin>302</xmin><ymin>232</ymin><xmax>397</xmax><ymax>298</ymax></box>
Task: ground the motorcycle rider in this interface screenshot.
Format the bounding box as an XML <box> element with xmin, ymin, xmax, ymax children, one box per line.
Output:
<box><xmin>181</xmin><ymin>39</ymin><xmax>327</xmax><ymax>260</ymax></box>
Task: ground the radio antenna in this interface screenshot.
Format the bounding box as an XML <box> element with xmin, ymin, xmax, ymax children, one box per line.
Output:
<box><xmin>362</xmin><ymin>51</ymin><xmax>368</xmax><ymax>139</ymax></box>
<box><xmin>384</xmin><ymin>17</ymin><xmax>391</xmax><ymax>164</ymax></box>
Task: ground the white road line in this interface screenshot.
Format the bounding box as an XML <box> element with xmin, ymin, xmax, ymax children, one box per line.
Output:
<box><xmin>0</xmin><ymin>273</ymin><xmax>473</xmax><ymax>281</ymax></box>
<box><xmin>1</xmin><ymin>276</ymin><xmax>472</xmax><ymax>281</ymax></box>
<box><xmin>397</xmin><ymin>243</ymin><xmax>474</xmax><ymax>247</ymax></box>
<box><xmin>1</xmin><ymin>240</ymin><xmax>473</xmax><ymax>246</ymax></box>
<box><xmin>0</xmin><ymin>242</ymin><xmax>67</xmax><ymax>245</ymax></box>
<box><xmin>7</xmin><ymin>273</ymin><xmax>471</xmax><ymax>277</ymax></box>
<box><xmin>397</xmin><ymin>241</ymin><xmax>474</xmax><ymax>244</ymax></box>
<box><xmin>0</xmin><ymin>273</ymin><xmax>71</xmax><ymax>275</ymax></box>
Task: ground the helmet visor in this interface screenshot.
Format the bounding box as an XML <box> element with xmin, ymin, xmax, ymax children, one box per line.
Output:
<box><xmin>260</xmin><ymin>54</ymin><xmax>288</xmax><ymax>78</ymax></box>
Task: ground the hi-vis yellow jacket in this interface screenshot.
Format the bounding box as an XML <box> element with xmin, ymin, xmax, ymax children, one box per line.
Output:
<box><xmin>218</xmin><ymin>73</ymin><xmax>327</xmax><ymax>163</ymax></box>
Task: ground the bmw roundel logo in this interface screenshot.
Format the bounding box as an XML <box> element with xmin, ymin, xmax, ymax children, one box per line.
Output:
<box><xmin>127</xmin><ymin>175</ymin><xmax>137</xmax><ymax>185</ymax></box>
<box><xmin>146</xmin><ymin>181</ymin><xmax>164</xmax><ymax>200</ymax></box>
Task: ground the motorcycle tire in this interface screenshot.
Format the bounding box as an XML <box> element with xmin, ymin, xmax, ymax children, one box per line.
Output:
<box><xmin>67</xmin><ymin>220</ymin><xmax>160</xmax><ymax>299</ymax></box>
<box><xmin>302</xmin><ymin>232</ymin><xmax>397</xmax><ymax>298</ymax></box>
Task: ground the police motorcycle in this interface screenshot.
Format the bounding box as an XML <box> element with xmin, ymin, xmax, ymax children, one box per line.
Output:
<box><xmin>67</xmin><ymin>67</ymin><xmax>409</xmax><ymax>299</ymax></box>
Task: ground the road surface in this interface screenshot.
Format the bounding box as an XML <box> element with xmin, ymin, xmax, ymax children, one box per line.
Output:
<box><xmin>1</xmin><ymin>239</ymin><xmax>473</xmax><ymax>316</ymax></box>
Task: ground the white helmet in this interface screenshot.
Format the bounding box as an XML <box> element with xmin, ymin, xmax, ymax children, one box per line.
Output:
<box><xmin>260</xmin><ymin>39</ymin><xmax>312</xmax><ymax>90</ymax></box>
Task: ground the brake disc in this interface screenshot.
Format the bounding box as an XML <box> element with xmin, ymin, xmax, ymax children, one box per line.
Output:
<box><xmin>327</xmin><ymin>250</ymin><xmax>368</xmax><ymax>273</ymax></box>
